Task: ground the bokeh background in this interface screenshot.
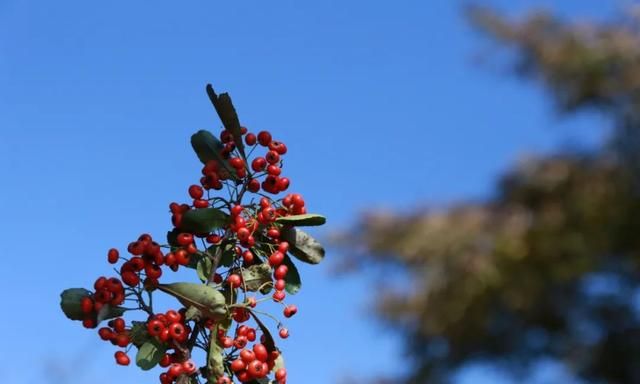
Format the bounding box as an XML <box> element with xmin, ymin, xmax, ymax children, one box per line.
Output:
<box><xmin>2</xmin><ymin>1</ymin><xmax>638</xmax><ymax>383</ymax></box>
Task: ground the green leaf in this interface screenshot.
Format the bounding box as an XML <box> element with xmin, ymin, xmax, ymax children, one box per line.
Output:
<box><xmin>219</xmin><ymin>243</ymin><xmax>236</xmax><ymax>267</ymax></box>
<box><xmin>248</xmin><ymin>310</ymin><xmax>276</xmax><ymax>353</ymax></box>
<box><xmin>158</xmin><ymin>283</ymin><xmax>227</xmax><ymax>320</ymax></box>
<box><xmin>96</xmin><ymin>304</ymin><xmax>126</xmax><ymax>323</ymax></box>
<box><xmin>241</xmin><ymin>263</ymin><xmax>273</xmax><ymax>291</ymax></box>
<box><xmin>60</xmin><ymin>288</ymin><xmax>124</xmax><ymax>324</ymax></box>
<box><xmin>276</xmin><ymin>214</ymin><xmax>326</xmax><ymax>226</ymax></box>
<box><xmin>185</xmin><ymin>306</ymin><xmax>203</xmax><ymax>322</ymax></box>
<box><xmin>181</xmin><ymin>208</ymin><xmax>228</xmax><ymax>234</ymax></box>
<box><xmin>282</xmin><ymin>255</ymin><xmax>301</xmax><ymax>295</ymax></box>
<box><xmin>207</xmin><ymin>327</ymin><xmax>226</xmax><ymax>381</ymax></box>
<box><xmin>167</xmin><ymin>228</ymin><xmax>181</xmax><ymax>248</ymax></box>
<box><xmin>281</xmin><ymin>227</ymin><xmax>325</xmax><ymax>264</ymax></box>
<box><xmin>136</xmin><ymin>339</ymin><xmax>166</xmax><ymax>371</ymax></box>
<box><xmin>205</xmin><ymin>84</ymin><xmax>246</xmax><ymax>159</ymax></box>
<box><xmin>129</xmin><ymin>321</ymin><xmax>150</xmax><ymax>347</ymax></box>
<box><xmin>60</xmin><ymin>288</ymin><xmax>92</xmax><ymax>321</ymax></box>
<box><xmin>190</xmin><ymin>130</ymin><xmax>238</xmax><ymax>179</ymax></box>
<box><xmin>196</xmin><ymin>256</ymin><xmax>213</xmax><ymax>282</ymax></box>
<box><xmin>272</xmin><ymin>353</ymin><xmax>285</xmax><ymax>373</ymax></box>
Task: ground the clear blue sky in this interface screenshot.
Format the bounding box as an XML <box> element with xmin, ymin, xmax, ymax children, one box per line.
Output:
<box><xmin>0</xmin><ymin>1</ymin><xmax>620</xmax><ymax>383</ymax></box>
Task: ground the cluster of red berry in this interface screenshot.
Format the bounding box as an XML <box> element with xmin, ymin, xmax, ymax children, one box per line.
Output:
<box><xmin>78</xmin><ymin>276</ymin><xmax>125</xmax><ymax>329</ymax></box>
<box><xmin>61</xmin><ymin>86</ymin><xmax>325</xmax><ymax>384</ymax></box>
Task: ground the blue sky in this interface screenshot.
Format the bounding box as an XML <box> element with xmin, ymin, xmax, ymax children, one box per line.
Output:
<box><xmin>0</xmin><ymin>1</ymin><xmax>621</xmax><ymax>383</ymax></box>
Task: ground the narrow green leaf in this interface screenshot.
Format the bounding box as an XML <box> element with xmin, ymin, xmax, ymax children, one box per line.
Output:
<box><xmin>272</xmin><ymin>353</ymin><xmax>285</xmax><ymax>373</ymax></box>
<box><xmin>276</xmin><ymin>214</ymin><xmax>326</xmax><ymax>226</ymax></box>
<box><xmin>196</xmin><ymin>256</ymin><xmax>213</xmax><ymax>283</ymax></box>
<box><xmin>205</xmin><ymin>85</ymin><xmax>246</xmax><ymax>158</ymax></box>
<box><xmin>241</xmin><ymin>263</ymin><xmax>273</xmax><ymax>292</ymax></box>
<box><xmin>190</xmin><ymin>130</ymin><xmax>238</xmax><ymax>178</ymax></box>
<box><xmin>167</xmin><ymin>228</ymin><xmax>181</xmax><ymax>248</ymax></box>
<box><xmin>181</xmin><ymin>208</ymin><xmax>228</xmax><ymax>234</ymax></box>
<box><xmin>282</xmin><ymin>255</ymin><xmax>301</xmax><ymax>295</ymax></box>
<box><xmin>281</xmin><ymin>227</ymin><xmax>325</xmax><ymax>264</ymax></box>
<box><xmin>184</xmin><ymin>306</ymin><xmax>203</xmax><ymax>322</ymax></box>
<box><xmin>129</xmin><ymin>321</ymin><xmax>150</xmax><ymax>347</ymax></box>
<box><xmin>60</xmin><ymin>288</ymin><xmax>92</xmax><ymax>321</ymax></box>
<box><xmin>96</xmin><ymin>304</ymin><xmax>126</xmax><ymax>323</ymax></box>
<box><xmin>219</xmin><ymin>244</ymin><xmax>235</xmax><ymax>267</ymax></box>
<box><xmin>136</xmin><ymin>339</ymin><xmax>166</xmax><ymax>371</ymax></box>
<box><xmin>207</xmin><ymin>325</ymin><xmax>226</xmax><ymax>380</ymax></box>
<box><xmin>248</xmin><ymin>310</ymin><xmax>276</xmax><ymax>353</ymax></box>
<box><xmin>158</xmin><ymin>283</ymin><xmax>227</xmax><ymax>320</ymax></box>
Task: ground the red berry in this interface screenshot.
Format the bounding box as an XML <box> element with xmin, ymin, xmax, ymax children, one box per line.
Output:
<box><xmin>227</xmin><ymin>274</ymin><xmax>242</xmax><ymax>287</ymax></box>
<box><xmin>240</xmin><ymin>349</ymin><xmax>256</xmax><ymax>363</ymax></box>
<box><xmin>147</xmin><ymin>319</ymin><xmax>165</xmax><ymax>337</ymax></box>
<box><xmin>177</xmin><ymin>233</ymin><xmax>193</xmax><ymax>246</ymax></box>
<box><xmin>206</xmin><ymin>234</ymin><xmax>222</xmax><ymax>244</ymax></box>
<box><xmin>188</xmin><ymin>185</ymin><xmax>204</xmax><ymax>199</ymax></box>
<box><xmin>115</xmin><ymin>351</ymin><xmax>130</xmax><ymax>366</ymax></box>
<box><xmin>267</xmin><ymin>165</ymin><xmax>281</xmax><ymax>176</ymax></box>
<box><xmin>221</xmin><ymin>336</ymin><xmax>234</xmax><ymax>348</ymax></box>
<box><xmin>245</xmin><ymin>133</ymin><xmax>257</xmax><ymax>146</ymax></box>
<box><xmin>284</xmin><ymin>305</ymin><xmax>298</xmax><ymax>318</ymax></box>
<box><xmin>98</xmin><ymin>327</ymin><xmax>114</xmax><ymax>341</ymax></box>
<box><xmin>246</xmin><ymin>328</ymin><xmax>257</xmax><ymax>342</ymax></box>
<box><xmin>107</xmin><ymin>248</ymin><xmax>119</xmax><ymax>264</ymax></box>
<box><xmin>247</xmin><ymin>359</ymin><xmax>266</xmax><ymax>378</ymax></box>
<box><xmin>165</xmin><ymin>310</ymin><xmax>181</xmax><ymax>324</ymax></box>
<box><xmin>94</xmin><ymin>276</ymin><xmax>108</xmax><ymax>290</ymax></box>
<box><xmin>169</xmin><ymin>322</ymin><xmax>186</xmax><ymax>340</ymax></box>
<box><xmin>248</xmin><ymin>178</ymin><xmax>260</xmax><ymax>192</ymax></box>
<box><xmin>291</xmin><ymin>194</ymin><xmax>304</xmax><ymax>207</ymax></box>
<box><xmin>278</xmin><ymin>328</ymin><xmax>289</xmax><ymax>339</ymax></box>
<box><xmin>168</xmin><ymin>363</ymin><xmax>183</xmax><ymax>378</ymax></box>
<box><xmin>234</xmin><ymin>335</ymin><xmax>248</xmax><ymax>349</ymax></box>
<box><xmin>114</xmin><ymin>333</ymin><xmax>130</xmax><ymax>347</ymax></box>
<box><xmin>229</xmin><ymin>157</ymin><xmax>245</xmax><ymax>169</ymax></box>
<box><xmin>231</xmin><ymin>358</ymin><xmax>246</xmax><ymax>372</ymax></box>
<box><xmin>145</xmin><ymin>264</ymin><xmax>162</xmax><ymax>280</ymax></box>
<box><xmin>220</xmin><ymin>130</ymin><xmax>232</xmax><ymax>143</ymax></box>
<box><xmin>242</xmin><ymin>250</ymin><xmax>254</xmax><ymax>263</ymax></box>
<box><xmin>80</xmin><ymin>296</ymin><xmax>94</xmax><ymax>314</ymax></box>
<box><xmin>275</xmin><ymin>279</ymin><xmax>286</xmax><ymax>291</ymax></box>
<box><xmin>277</xmin><ymin>177</ymin><xmax>290</xmax><ymax>191</ymax></box>
<box><xmin>275</xmin><ymin>368</ymin><xmax>287</xmax><ymax>382</ymax></box>
<box><xmin>251</xmin><ymin>157</ymin><xmax>267</xmax><ymax>172</ymax></box>
<box><xmin>182</xmin><ymin>360</ymin><xmax>197</xmax><ymax>374</ymax></box>
<box><xmin>231</xmin><ymin>204</ymin><xmax>244</xmax><ymax>216</ymax></box>
<box><xmin>194</xmin><ymin>199</ymin><xmax>209</xmax><ymax>208</ymax></box>
<box><xmin>267</xmin><ymin>228</ymin><xmax>280</xmax><ymax>239</ymax></box>
<box><xmin>236</xmin><ymin>227</ymin><xmax>250</xmax><ymax>242</ymax></box>
<box><xmin>217</xmin><ymin>376</ymin><xmax>232</xmax><ymax>384</ymax></box>
<box><xmin>253</xmin><ymin>343</ymin><xmax>268</xmax><ymax>362</ymax></box>
<box><xmin>278</xmin><ymin>242</ymin><xmax>289</xmax><ymax>253</ymax></box>
<box><xmin>272</xmin><ymin>290</ymin><xmax>286</xmax><ymax>302</ymax></box>
<box><xmin>269</xmin><ymin>251</ymin><xmax>284</xmax><ymax>267</ymax></box>
<box><xmin>274</xmin><ymin>265</ymin><xmax>288</xmax><ymax>279</ymax></box>
<box><xmin>272</xmin><ymin>141</ymin><xmax>288</xmax><ymax>155</ymax></box>
<box><xmin>265</xmin><ymin>150</ymin><xmax>280</xmax><ymax>164</ymax></box>
<box><xmin>257</xmin><ymin>131</ymin><xmax>272</xmax><ymax>146</ymax></box>
<box><xmin>159</xmin><ymin>354</ymin><xmax>171</xmax><ymax>368</ymax></box>
<box><xmin>113</xmin><ymin>318</ymin><xmax>126</xmax><ymax>332</ymax></box>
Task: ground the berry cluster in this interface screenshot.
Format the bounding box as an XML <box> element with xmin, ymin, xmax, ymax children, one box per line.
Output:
<box><xmin>60</xmin><ymin>86</ymin><xmax>326</xmax><ymax>384</ymax></box>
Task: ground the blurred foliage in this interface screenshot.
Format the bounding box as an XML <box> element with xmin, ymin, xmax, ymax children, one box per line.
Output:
<box><xmin>339</xmin><ymin>6</ymin><xmax>640</xmax><ymax>384</ymax></box>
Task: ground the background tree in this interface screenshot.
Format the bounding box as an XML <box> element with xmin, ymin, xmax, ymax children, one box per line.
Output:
<box><xmin>339</xmin><ymin>6</ymin><xmax>640</xmax><ymax>384</ymax></box>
